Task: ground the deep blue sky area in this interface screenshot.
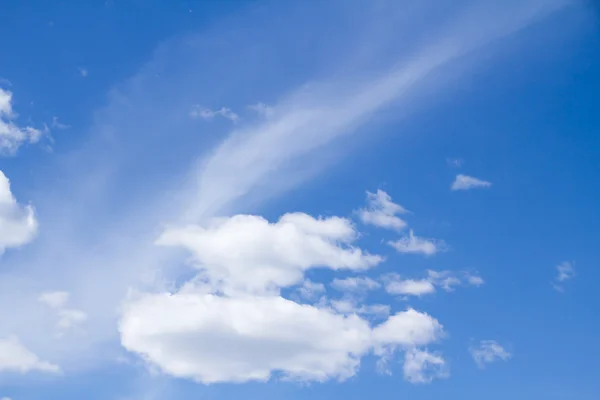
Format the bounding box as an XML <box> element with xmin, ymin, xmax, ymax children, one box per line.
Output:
<box><xmin>0</xmin><ymin>1</ymin><xmax>599</xmax><ymax>400</ymax></box>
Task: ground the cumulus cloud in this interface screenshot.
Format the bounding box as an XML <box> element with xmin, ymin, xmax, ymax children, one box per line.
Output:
<box><xmin>451</xmin><ymin>174</ymin><xmax>492</xmax><ymax>191</ymax></box>
<box><xmin>553</xmin><ymin>261</ymin><xmax>575</xmax><ymax>292</ymax></box>
<box><xmin>189</xmin><ymin>105</ymin><xmax>239</xmax><ymax>122</ymax></box>
<box><xmin>331</xmin><ymin>276</ymin><xmax>381</xmax><ymax>293</ymax></box>
<box><xmin>469</xmin><ymin>340</ymin><xmax>511</xmax><ymax>369</ymax></box>
<box><xmin>388</xmin><ymin>230</ymin><xmax>445</xmax><ymax>256</ymax></box>
<box><xmin>0</xmin><ymin>336</ymin><xmax>60</xmax><ymax>374</ymax></box>
<box><xmin>0</xmin><ymin>171</ymin><xmax>38</xmax><ymax>254</ymax></box>
<box><xmin>0</xmin><ymin>89</ymin><xmax>43</xmax><ymax>154</ymax></box>
<box><xmin>120</xmin><ymin>291</ymin><xmax>443</xmax><ymax>384</ymax></box>
<box><xmin>358</xmin><ymin>190</ymin><xmax>408</xmax><ymax>231</ymax></box>
<box><xmin>156</xmin><ymin>213</ymin><xmax>382</xmax><ymax>295</ymax></box>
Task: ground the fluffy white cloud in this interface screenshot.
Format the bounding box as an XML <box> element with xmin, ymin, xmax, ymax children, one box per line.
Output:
<box><xmin>156</xmin><ymin>213</ymin><xmax>382</xmax><ymax>295</ymax></box>
<box><xmin>39</xmin><ymin>291</ymin><xmax>87</xmax><ymax>334</ymax></box>
<box><xmin>331</xmin><ymin>276</ymin><xmax>381</xmax><ymax>293</ymax></box>
<box><xmin>402</xmin><ymin>348</ymin><xmax>448</xmax><ymax>383</ymax></box>
<box><xmin>120</xmin><ymin>290</ymin><xmax>443</xmax><ymax>384</ymax></box>
<box><xmin>388</xmin><ymin>230</ymin><xmax>445</xmax><ymax>256</ymax></box>
<box><xmin>0</xmin><ymin>171</ymin><xmax>38</xmax><ymax>254</ymax></box>
<box><xmin>189</xmin><ymin>105</ymin><xmax>239</xmax><ymax>122</ymax></box>
<box><xmin>0</xmin><ymin>89</ymin><xmax>43</xmax><ymax>154</ymax></box>
<box><xmin>553</xmin><ymin>261</ymin><xmax>575</xmax><ymax>292</ymax></box>
<box><xmin>469</xmin><ymin>340</ymin><xmax>511</xmax><ymax>368</ymax></box>
<box><xmin>358</xmin><ymin>190</ymin><xmax>408</xmax><ymax>231</ymax></box>
<box><xmin>0</xmin><ymin>336</ymin><xmax>60</xmax><ymax>374</ymax></box>
<box><xmin>384</xmin><ymin>276</ymin><xmax>436</xmax><ymax>297</ymax></box>
<box><xmin>451</xmin><ymin>174</ymin><xmax>492</xmax><ymax>191</ymax></box>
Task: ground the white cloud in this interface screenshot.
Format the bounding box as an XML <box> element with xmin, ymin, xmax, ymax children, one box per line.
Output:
<box><xmin>383</xmin><ymin>271</ymin><xmax>484</xmax><ymax>297</ymax></box>
<box><xmin>402</xmin><ymin>348</ymin><xmax>448</xmax><ymax>383</ymax></box>
<box><xmin>156</xmin><ymin>213</ymin><xmax>382</xmax><ymax>295</ymax></box>
<box><xmin>0</xmin><ymin>171</ymin><xmax>38</xmax><ymax>254</ymax></box>
<box><xmin>39</xmin><ymin>291</ymin><xmax>87</xmax><ymax>334</ymax></box>
<box><xmin>553</xmin><ymin>261</ymin><xmax>575</xmax><ymax>292</ymax></box>
<box><xmin>384</xmin><ymin>275</ymin><xmax>436</xmax><ymax>297</ymax></box>
<box><xmin>120</xmin><ymin>291</ymin><xmax>443</xmax><ymax>384</ymax></box>
<box><xmin>0</xmin><ymin>336</ymin><xmax>60</xmax><ymax>374</ymax></box>
<box><xmin>388</xmin><ymin>230</ymin><xmax>445</xmax><ymax>256</ymax></box>
<box><xmin>331</xmin><ymin>276</ymin><xmax>381</xmax><ymax>293</ymax></box>
<box><xmin>358</xmin><ymin>190</ymin><xmax>408</xmax><ymax>231</ymax></box>
<box><xmin>451</xmin><ymin>174</ymin><xmax>492</xmax><ymax>191</ymax></box>
<box><xmin>0</xmin><ymin>89</ymin><xmax>43</xmax><ymax>155</ymax></box>
<box><xmin>78</xmin><ymin>67</ymin><xmax>88</xmax><ymax>77</ymax></box>
<box><xmin>427</xmin><ymin>270</ymin><xmax>484</xmax><ymax>291</ymax></box>
<box><xmin>189</xmin><ymin>105</ymin><xmax>239</xmax><ymax>122</ymax></box>
<box><xmin>469</xmin><ymin>340</ymin><xmax>511</xmax><ymax>369</ymax></box>
<box><xmin>1</xmin><ymin>397</ymin><xmax>12</xmax><ymax>400</ymax></box>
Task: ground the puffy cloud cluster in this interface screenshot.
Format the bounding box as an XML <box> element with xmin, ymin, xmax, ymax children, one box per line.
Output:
<box><xmin>469</xmin><ymin>340</ymin><xmax>511</xmax><ymax>368</ymax></box>
<box><xmin>0</xmin><ymin>89</ymin><xmax>43</xmax><ymax>155</ymax></box>
<box><xmin>358</xmin><ymin>190</ymin><xmax>408</xmax><ymax>231</ymax></box>
<box><xmin>120</xmin><ymin>212</ymin><xmax>446</xmax><ymax>384</ymax></box>
<box><xmin>0</xmin><ymin>171</ymin><xmax>38</xmax><ymax>254</ymax></box>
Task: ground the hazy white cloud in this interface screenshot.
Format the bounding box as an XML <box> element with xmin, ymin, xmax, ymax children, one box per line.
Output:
<box><xmin>120</xmin><ymin>291</ymin><xmax>443</xmax><ymax>384</ymax></box>
<box><xmin>0</xmin><ymin>336</ymin><xmax>60</xmax><ymax>374</ymax></box>
<box><xmin>358</xmin><ymin>190</ymin><xmax>408</xmax><ymax>231</ymax></box>
<box><xmin>553</xmin><ymin>261</ymin><xmax>575</xmax><ymax>292</ymax></box>
<box><xmin>331</xmin><ymin>276</ymin><xmax>381</xmax><ymax>293</ymax></box>
<box><xmin>38</xmin><ymin>291</ymin><xmax>70</xmax><ymax>309</ymax></box>
<box><xmin>247</xmin><ymin>102</ymin><xmax>274</xmax><ymax>118</ymax></box>
<box><xmin>427</xmin><ymin>270</ymin><xmax>484</xmax><ymax>291</ymax></box>
<box><xmin>156</xmin><ymin>213</ymin><xmax>382</xmax><ymax>295</ymax></box>
<box><xmin>296</xmin><ymin>279</ymin><xmax>326</xmax><ymax>301</ymax></box>
<box><xmin>451</xmin><ymin>174</ymin><xmax>492</xmax><ymax>191</ymax></box>
<box><xmin>469</xmin><ymin>340</ymin><xmax>511</xmax><ymax>369</ymax></box>
<box><xmin>330</xmin><ymin>300</ymin><xmax>390</xmax><ymax>318</ymax></box>
<box><xmin>388</xmin><ymin>230</ymin><xmax>445</xmax><ymax>256</ymax></box>
<box><xmin>0</xmin><ymin>89</ymin><xmax>43</xmax><ymax>154</ymax></box>
<box><xmin>403</xmin><ymin>348</ymin><xmax>448</xmax><ymax>383</ymax></box>
<box><xmin>0</xmin><ymin>171</ymin><xmax>38</xmax><ymax>254</ymax></box>
<box><xmin>189</xmin><ymin>105</ymin><xmax>239</xmax><ymax>122</ymax></box>
<box><xmin>78</xmin><ymin>67</ymin><xmax>88</xmax><ymax>78</ymax></box>
<box><xmin>39</xmin><ymin>291</ymin><xmax>87</xmax><ymax>334</ymax></box>
<box><xmin>446</xmin><ymin>157</ymin><xmax>464</xmax><ymax>168</ymax></box>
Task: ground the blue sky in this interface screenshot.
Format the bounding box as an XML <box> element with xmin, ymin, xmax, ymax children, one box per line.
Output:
<box><xmin>0</xmin><ymin>0</ymin><xmax>599</xmax><ymax>399</ymax></box>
